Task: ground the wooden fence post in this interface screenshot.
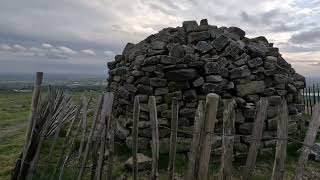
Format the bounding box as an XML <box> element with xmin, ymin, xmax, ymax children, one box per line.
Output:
<box><xmin>186</xmin><ymin>101</ymin><xmax>204</xmax><ymax>180</ymax></box>
<box><xmin>106</xmin><ymin>119</ymin><xmax>115</xmax><ymax>180</ymax></box>
<box><xmin>197</xmin><ymin>93</ymin><xmax>220</xmax><ymax>180</ymax></box>
<box><xmin>242</xmin><ymin>97</ymin><xmax>268</xmax><ymax>180</ymax></box>
<box><xmin>149</xmin><ymin>96</ymin><xmax>159</xmax><ymax>180</ymax></box>
<box><xmin>77</xmin><ymin>95</ymin><xmax>103</xmax><ymax>180</ymax></box>
<box><xmin>132</xmin><ymin>96</ymin><xmax>140</xmax><ymax>180</ymax></box>
<box><xmin>219</xmin><ymin>99</ymin><xmax>236</xmax><ymax>180</ymax></box>
<box><xmin>17</xmin><ymin>72</ymin><xmax>43</xmax><ymax>180</ymax></box>
<box><xmin>168</xmin><ymin>98</ymin><xmax>179</xmax><ymax>180</ymax></box>
<box><xmin>271</xmin><ymin>98</ymin><xmax>288</xmax><ymax>180</ymax></box>
<box><xmin>96</xmin><ymin>122</ymin><xmax>107</xmax><ymax>180</ymax></box>
<box><xmin>293</xmin><ymin>102</ymin><xmax>320</xmax><ymax>180</ymax></box>
<box><xmin>308</xmin><ymin>87</ymin><xmax>312</xmax><ymax>115</ymax></box>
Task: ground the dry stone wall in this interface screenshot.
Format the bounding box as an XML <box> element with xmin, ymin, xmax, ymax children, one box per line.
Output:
<box><xmin>106</xmin><ymin>19</ymin><xmax>306</xmax><ymax>156</ymax></box>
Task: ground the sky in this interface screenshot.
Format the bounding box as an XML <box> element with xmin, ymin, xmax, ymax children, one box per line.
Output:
<box><xmin>0</xmin><ymin>0</ymin><xmax>320</xmax><ymax>77</ymax></box>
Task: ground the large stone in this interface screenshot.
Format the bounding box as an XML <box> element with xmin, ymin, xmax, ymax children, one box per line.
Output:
<box><xmin>236</xmin><ymin>81</ymin><xmax>265</xmax><ymax>96</ymax></box>
<box><xmin>230</xmin><ymin>65</ymin><xmax>251</xmax><ymax>79</ymax></box>
<box><xmin>161</xmin><ymin>55</ymin><xmax>182</xmax><ymax>65</ymax></box>
<box><xmin>137</xmin><ymin>84</ymin><xmax>153</xmax><ymax>95</ymax></box>
<box><xmin>228</xmin><ymin>27</ymin><xmax>246</xmax><ymax>39</ymax></box>
<box><xmin>192</xmin><ymin>77</ymin><xmax>205</xmax><ymax>87</ymax></box>
<box><xmin>204</xmin><ymin>62</ymin><xmax>220</xmax><ymax>74</ymax></box>
<box><xmin>247</xmin><ymin>57</ymin><xmax>263</xmax><ymax>68</ymax></box>
<box><xmin>164</xmin><ymin>91</ymin><xmax>183</xmax><ymax>103</ymax></box>
<box><xmin>151</xmin><ymin>41</ymin><xmax>167</xmax><ymax>50</ymax></box>
<box><xmin>183</xmin><ymin>89</ymin><xmax>197</xmax><ymax>101</ymax></box>
<box><xmin>195</xmin><ymin>41</ymin><xmax>213</xmax><ymax>53</ymax></box>
<box><xmin>182</xmin><ymin>20</ymin><xmax>198</xmax><ymax>32</ymax></box>
<box><xmin>309</xmin><ymin>143</ymin><xmax>320</xmax><ymax>162</ymax></box>
<box><xmin>205</xmin><ymin>75</ymin><xmax>223</xmax><ymax>83</ymax></box>
<box><xmin>188</xmin><ymin>31</ymin><xmax>211</xmax><ymax>43</ymax></box>
<box><xmin>154</xmin><ymin>87</ymin><xmax>169</xmax><ymax>95</ymax></box>
<box><xmin>170</xmin><ymin>44</ymin><xmax>185</xmax><ymax>58</ymax></box>
<box><xmin>150</xmin><ymin>78</ymin><xmax>167</xmax><ymax>87</ymax></box>
<box><xmin>124</xmin><ymin>153</ymin><xmax>152</xmax><ymax>170</ymax></box>
<box><xmin>202</xmin><ymin>83</ymin><xmax>222</xmax><ymax>94</ymax></box>
<box><xmin>143</xmin><ymin>55</ymin><xmax>161</xmax><ymax>66</ymax></box>
<box><xmin>212</xmin><ymin>34</ymin><xmax>230</xmax><ymax>51</ymax></box>
<box><xmin>165</xmin><ymin>69</ymin><xmax>198</xmax><ymax>81</ymax></box>
<box><xmin>274</xmin><ymin>74</ymin><xmax>290</xmax><ymax>84</ymax></box>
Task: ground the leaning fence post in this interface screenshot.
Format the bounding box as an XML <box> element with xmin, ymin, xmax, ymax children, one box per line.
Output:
<box><xmin>186</xmin><ymin>101</ymin><xmax>204</xmax><ymax>180</ymax></box>
<box><xmin>168</xmin><ymin>98</ymin><xmax>179</xmax><ymax>180</ymax></box>
<box><xmin>197</xmin><ymin>93</ymin><xmax>219</xmax><ymax>180</ymax></box>
<box><xmin>219</xmin><ymin>99</ymin><xmax>236</xmax><ymax>180</ymax></box>
<box><xmin>149</xmin><ymin>96</ymin><xmax>159</xmax><ymax>180</ymax></box>
<box><xmin>132</xmin><ymin>96</ymin><xmax>140</xmax><ymax>180</ymax></box>
<box><xmin>293</xmin><ymin>102</ymin><xmax>320</xmax><ymax>180</ymax></box>
<box><xmin>17</xmin><ymin>72</ymin><xmax>43</xmax><ymax>179</ymax></box>
<box><xmin>242</xmin><ymin>97</ymin><xmax>268</xmax><ymax>180</ymax></box>
<box><xmin>271</xmin><ymin>98</ymin><xmax>288</xmax><ymax>180</ymax></box>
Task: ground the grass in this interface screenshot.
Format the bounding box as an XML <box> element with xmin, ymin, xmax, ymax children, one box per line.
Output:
<box><xmin>0</xmin><ymin>91</ymin><xmax>320</xmax><ymax>180</ymax></box>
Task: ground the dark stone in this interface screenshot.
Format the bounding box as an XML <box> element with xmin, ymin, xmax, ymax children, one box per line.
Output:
<box><xmin>223</xmin><ymin>41</ymin><xmax>242</xmax><ymax>57</ymax></box>
<box><xmin>143</xmin><ymin>55</ymin><xmax>161</xmax><ymax>66</ymax></box>
<box><xmin>150</xmin><ymin>78</ymin><xmax>167</xmax><ymax>87</ymax></box>
<box><xmin>182</xmin><ymin>20</ymin><xmax>198</xmax><ymax>32</ymax></box>
<box><xmin>160</xmin><ymin>55</ymin><xmax>182</xmax><ymax>65</ymax></box>
<box><xmin>151</xmin><ymin>41</ymin><xmax>167</xmax><ymax>50</ymax></box>
<box><xmin>274</xmin><ymin>74</ymin><xmax>290</xmax><ymax>84</ymax></box>
<box><xmin>192</xmin><ymin>77</ymin><xmax>205</xmax><ymax>87</ymax></box>
<box><xmin>205</xmin><ymin>75</ymin><xmax>223</xmax><ymax>83</ymax></box>
<box><xmin>246</xmin><ymin>42</ymin><xmax>267</xmax><ymax>59</ymax></box>
<box><xmin>200</xmin><ymin>19</ymin><xmax>208</xmax><ymax>26</ymax></box>
<box><xmin>202</xmin><ymin>83</ymin><xmax>222</xmax><ymax>94</ymax></box>
<box><xmin>164</xmin><ymin>91</ymin><xmax>183</xmax><ymax>103</ymax></box>
<box><xmin>228</xmin><ymin>27</ymin><xmax>246</xmax><ymax>39</ymax></box>
<box><xmin>168</xmin><ymin>81</ymin><xmax>190</xmax><ymax>91</ymax></box>
<box><xmin>229</xmin><ymin>65</ymin><xmax>251</xmax><ymax>79</ymax></box>
<box><xmin>247</xmin><ymin>57</ymin><xmax>263</xmax><ymax>68</ymax></box>
<box><xmin>137</xmin><ymin>84</ymin><xmax>153</xmax><ymax>95</ymax></box>
<box><xmin>170</xmin><ymin>44</ymin><xmax>185</xmax><ymax>58</ymax></box>
<box><xmin>154</xmin><ymin>87</ymin><xmax>169</xmax><ymax>95</ymax></box>
<box><xmin>204</xmin><ymin>62</ymin><xmax>220</xmax><ymax>74</ymax></box>
<box><xmin>212</xmin><ymin>34</ymin><xmax>230</xmax><ymax>51</ymax></box>
<box><xmin>165</xmin><ymin>69</ymin><xmax>198</xmax><ymax>81</ymax></box>
<box><xmin>179</xmin><ymin>108</ymin><xmax>197</xmax><ymax>119</ymax></box>
<box><xmin>236</xmin><ymin>81</ymin><xmax>265</xmax><ymax>96</ymax></box>
<box><xmin>188</xmin><ymin>31</ymin><xmax>211</xmax><ymax>43</ymax></box>
<box><xmin>195</xmin><ymin>41</ymin><xmax>213</xmax><ymax>53</ymax></box>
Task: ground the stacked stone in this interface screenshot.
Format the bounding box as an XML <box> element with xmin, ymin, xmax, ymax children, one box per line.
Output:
<box><xmin>106</xmin><ymin>19</ymin><xmax>305</xmax><ymax>156</ymax></box>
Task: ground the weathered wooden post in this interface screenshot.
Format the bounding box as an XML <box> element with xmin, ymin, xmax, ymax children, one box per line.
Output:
<box><xmin>168</xmin><ymin>97</ymin><xmax>179</xmax><ymax>180</ymax></box>
<box><xmin>242</xmin><ymin>97</ymin><xmax>268</xmax><ymax>180</ymax></box>
<box><xmin>17</xmin><ymin>72</ymin><xmax>43</xmax><ymax>180</ymax></box>
<box><xmin>106</xmin><ymin>119</ymin><xmax>115</xmax><ymax>180</ymax></box>
<box><xmin>186</xmin><ymin>101</ymin><xmax>204</xmax><ymax>180</ymax></box>
<box><xmin>293</xmin><ymin>102</ymin><xmax>320</xmax><ymax>180</ymax></box>
<box><xmin>77</xmin><ymin>95</ymin><xmax>103</xmax><ymax>180</ymax></box>
<box><xmin>219</xmin><ymin>99</ymin><xmax>236</xmax><ymax>180</ymax></box>
<box><xmin>271</xmin><ymin>98</ymin><xmax>288</xmax><ymax>180</ymax></box>
<box><xmin>197</xmin><ymin>93</ymin><xmax>219</xmax><ymax>180</ymax></box>
<box><xmin>132</xmin><ymin>96</ymin><xmax>140</xmax><ymax>180</ymax></box>
<box><xmin>149</xmin><ymin>96</ymin><xmax>159</xmax><ymax>180</ymax></box>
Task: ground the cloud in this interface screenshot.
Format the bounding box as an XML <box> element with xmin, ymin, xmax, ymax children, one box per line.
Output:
<box><xmin>0</xmin><ymin>43</ymin><xmax>12</xmax><ymax>51</ymax></box>
<box><xmin>289</xmin><ymin>28</ymin><xmax>320</xmax><ymax>44</ymax></box>
<box><xmin>12</xmin><ymin>44</ymin><xmax>26</xmax><ymax>51</ymax></box>
<box><xmin>104</xmin><ymin>50</ymin><xmax>115</xmax><ymax>57</ymax></box>
<box><xmin>81</xmin><ymin>49</ymin><xmax>96</xmax><ymax>55</ymax></box>
<box><xmin>42</xmin><ymin>43</ymin><xmax>53</xmax><ymax>48</ymax></box>
<box><xmin>57</xmin><ymin>46</ymin><xmax>78</xmax><ymax>55</ymax></box>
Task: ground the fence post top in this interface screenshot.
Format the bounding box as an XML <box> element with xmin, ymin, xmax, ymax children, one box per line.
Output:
<box><xmin>206</xmin><ymin>93</ymin><xmax>219</xmax><ymax>101</ymax></box>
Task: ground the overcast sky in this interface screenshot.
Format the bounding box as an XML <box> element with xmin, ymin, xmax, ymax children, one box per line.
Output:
<box><xmin>0</xmin><ymin>0</ymin><xmax>320</xmax><ymax>76</ymax></box>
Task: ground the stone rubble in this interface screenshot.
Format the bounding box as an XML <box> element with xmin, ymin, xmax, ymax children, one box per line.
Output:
<box><xmin>108</xmin><ymin>19</ymin><xmax>306</xmax><ymax>156</ymax></box>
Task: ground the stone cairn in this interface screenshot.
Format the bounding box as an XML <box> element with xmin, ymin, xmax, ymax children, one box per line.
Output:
<box><xmin>106</xmin><ymin>19</ymin><xmax>306</xmax><ymax>156</ymax></box>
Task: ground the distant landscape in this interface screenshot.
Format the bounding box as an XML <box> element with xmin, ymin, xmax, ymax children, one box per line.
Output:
<box><xmin>0</xmin><ymin>73</ymin><xmax>107</xmax><ymax>92</ymax></box>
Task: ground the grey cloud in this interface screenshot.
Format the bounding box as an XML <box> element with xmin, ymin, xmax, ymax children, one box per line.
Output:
<box><xmin>290</xmin><ymin>28</ymin><xmax>320</xmax><ymax>43</ymax></box>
